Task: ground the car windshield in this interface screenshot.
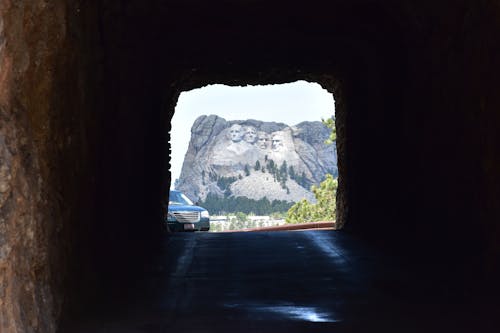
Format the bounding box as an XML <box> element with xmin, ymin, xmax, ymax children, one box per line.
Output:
<box><xmin>169</xmin><ymin>191</ymin><xmax>194</xmax><ymax>206</ymax></box>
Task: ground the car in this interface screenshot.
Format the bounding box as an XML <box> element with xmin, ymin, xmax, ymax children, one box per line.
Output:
<box><xmin>166</xmin><ymin>190</ymin><xmax>210</xmax><ymax>232</ymax></box>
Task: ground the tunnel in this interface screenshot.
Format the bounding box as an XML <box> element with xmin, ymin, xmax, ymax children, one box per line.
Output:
<box><xmin>0</xmin><ymin>1</ymin><xmax>499</xmax><ymax>332</ymax></box>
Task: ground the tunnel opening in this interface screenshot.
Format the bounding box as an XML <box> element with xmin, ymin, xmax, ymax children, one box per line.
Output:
<box><xmin>168</xmin><ymin>80</ymin><xmax>342</xmax><ymax>232</ymax></box>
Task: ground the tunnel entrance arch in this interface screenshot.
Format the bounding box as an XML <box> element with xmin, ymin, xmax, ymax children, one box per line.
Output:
<box><xmin>163</xmin><ymin>74</ymin><xmax>348</xmax><ymax>230</ymax></box>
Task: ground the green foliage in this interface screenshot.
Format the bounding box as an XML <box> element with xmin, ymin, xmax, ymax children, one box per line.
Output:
<box><xmin>288</xmin><ymin>166</ymin><xmax>296</xmax><ymax>180</ymax></box>
<box><xmin>286</xmin><ymin>165</ymin><xmax>309</xmax><ymax>190</ymax></box>
<box><xmin>200</xmin><ymin>193</ymin><xmax>293</xmax><ymax>215</ymax></box>
<box><xmin>279</xmin><ymin>161</ymin><xmax>288</xmax><ymax>182</ymax></box>
<box><xmin>254</xmin><ymin>160</ymin><xmax>261</xmax><ymax>171</ymax></box>
<box><xmin>261</xmin><ymin>158</ymin><xmax>296</xmax><ymax>191</ymax></box>
<box><xmin>294</xmin><ymin>171</ymin><xmax>309</xmax><ymax>189</ymax></box>
<box><xmin>266</xmin><ymin>159</ymin><xmax>275</xmax><ymax>173</ymax></box>
<box><xmin>270</xmin><ymin>211</ymin><xmax>286</xmax><ymax>219</ymax></box>
<box><xmin>285</xmin><ymin>199</ymin><xmax>315</xmax><ymax>223</ymax></box>
<box><xmin>228</xmin><ymin>215</ymin><xmax>246</xmax><ymax>231</ymax></box>
<box><xmin>235</xmin><ymin>212</ymin><xmax>248</xmax><ymax>222</ymax></box>
<box><xmin>286</xmin><ymin>174</ymin><xmax>337</xmax><ymax>224</ymax></box>
<box><xmin>217</xmin><ymin>176</ymin><xmax>237</xmax><ymax>191</ymax></box>
<box><xmin>210</xmin><ymin>213</ymin><xmax>286</xmax><ymax>232</ymax></box>
<box><xmin>322</xmin><ymin>116</ymin><xmax>336</xmax><ymax>144</ymax></box>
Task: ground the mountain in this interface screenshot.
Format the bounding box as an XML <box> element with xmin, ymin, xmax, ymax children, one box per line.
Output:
<box><xmin>175</xmin><ymin>115</ymin><xmax>337</xmax><ymax>203</ymax></box>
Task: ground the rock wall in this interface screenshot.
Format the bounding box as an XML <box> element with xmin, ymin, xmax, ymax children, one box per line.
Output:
<box><xmin>176</xmin><ymin>115</ymin><xmax>337</xmax><ymax>203</ymax></box>
<box><xmin>0</xmin><ymin>0</ymin><xmax>499</xmax><ymax>332</ymax></box>
<box><xmin>0</xmin><ymin>1</ymin><xmax>99</xmax><ymax>332</ymax></box>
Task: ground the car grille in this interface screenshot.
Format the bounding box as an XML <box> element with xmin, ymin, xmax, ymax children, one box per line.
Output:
<box><xmin>171</xmin><ymin>211</ymin><xmax>200</xmax><ymax>223</ymax></box>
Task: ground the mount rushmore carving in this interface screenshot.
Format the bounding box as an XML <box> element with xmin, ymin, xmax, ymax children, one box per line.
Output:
<box><xmin>176</xmin><ymin>115</ymin><xmax>337</xmax><ymax>203</ymax></box>
<box><xmin>211</xmin><ymin>123</ymin><xmax>301</xmax><ymax>167</ymax></box>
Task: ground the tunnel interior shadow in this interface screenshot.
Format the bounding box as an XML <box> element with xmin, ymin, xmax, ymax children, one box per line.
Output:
<box><xmin>54</xmin><ymin>1</ymin><xmax>500</xmax><ymax>331</ymax></box>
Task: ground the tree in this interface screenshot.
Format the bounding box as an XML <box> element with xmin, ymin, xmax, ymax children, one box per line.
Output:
<box><xmin>254</xmin><ymin>160</ymin><xmax>261</xmax><ymax>171</ymax></box>
<box><xmin>235</xmin><ymin>212</ymin><xmax>248</xmax><ymax>223</ymax></box>
<box><xmin>199</xmin><ymin>194</ymin><xmax>293</xmax><ymax>215</ymax></box>
<box><xmin>285</xmin><ymin>199</ymin><xmax>315</xmax><ymax>224</ymax></box>
<box><xmin>286</xmin><ymin>174</ymin><xmax>337</xmax><ymax>224</ymax></box>
<box><xmin>322</xmin><ymin>116</ymin><xmax>336</xmax><ymax>144</ymax></box>
<box><xmin>279</xmin><ymin>161</ymin><xmax>288</xmax><ymax>182</ymax></box>
<box><xmin>298</xmin><ymin>172</ymin><xmax>308</xmax><ymax>189</ymax></box>
<box><xmin>288</xmin><ymin>166</ymin><xmax>296</xmax><ymax>181</ymax></box>
<box><xmin>217</xmin><ymin>176</ymin><xmax>237</xmax><ymax>191</ymax></box>
<box><xmin>266</xmin><ymin>159</ymin><xmax>275</xmax><ymax>173</ymax></box>
<box><xmin>244</xmin><ymin>164</ymin><xmax>250</xmax><ymax>176</ymax></box>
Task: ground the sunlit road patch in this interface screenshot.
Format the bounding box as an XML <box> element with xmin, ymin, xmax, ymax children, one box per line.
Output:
<box><xmin>224</xmin><ymin>302</ymin><xmax>342</xmax><ymax>322</ymax></box>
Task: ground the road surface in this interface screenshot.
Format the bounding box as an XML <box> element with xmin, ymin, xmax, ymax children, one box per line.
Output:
<box><xmin>63</xmin><ymin>230</ymin><xmax>498</xmax><ymax>332</ymax></box>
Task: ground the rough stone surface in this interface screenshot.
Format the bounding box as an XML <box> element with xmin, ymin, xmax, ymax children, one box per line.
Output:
<box><xmin>0</xmin><ymin>2</ymin><xmax>66</xmax><ymax>331</ymax></box>
<box><xmin>0</xmin><ymin>1</ymin><xmax>98</xmax><ymax>332</ymax></box>
<box><xmin>0</xmin><ymin>0</ymin><xmax>499</xmax><ymax>332</ymax></box>
<box><xmin>176</xmin><ymin>116</ymin><xmax>337</xmax><ymax>202</ymax></box>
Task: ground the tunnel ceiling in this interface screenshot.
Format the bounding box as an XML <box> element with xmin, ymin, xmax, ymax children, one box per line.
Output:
<box><xmin>102</xmin><ymin>0</ymin><xmax>407</xmax><ymax>73</ymax></box>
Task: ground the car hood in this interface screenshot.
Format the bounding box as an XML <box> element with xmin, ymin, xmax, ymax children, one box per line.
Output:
<box><xmin>168</xmin><ymin>205</ymin><xmax>206</xmax><ymax>212</ymax></box>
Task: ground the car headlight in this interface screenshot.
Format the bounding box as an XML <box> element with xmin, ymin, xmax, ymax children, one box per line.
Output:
<box><xmin>167</xmin><ymin>212</ymin><xmax>176</xmax><ymax>222</ymax></box>
<box><xmin>201</xmin><ymin>210</ymin><xmax>210</xmax><ymax>219</ymax></box>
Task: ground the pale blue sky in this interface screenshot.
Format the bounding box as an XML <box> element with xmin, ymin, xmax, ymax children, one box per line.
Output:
<box><xmin>170</xmin><ymin>81</ymin><xmax>335</xmax><ymax>182</ymax></box>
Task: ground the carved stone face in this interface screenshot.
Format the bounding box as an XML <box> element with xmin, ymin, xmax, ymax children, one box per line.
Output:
<box><xmin>272</xmin><ymin>133</ymin><xmax>284</xmax><ymax>151</ymax></box>
<box><xmin>243</xmin><ymin>126</ymin><xmax>257</xmax><ymax>144</ymax></box>
<box><xmin>257</xmin><ymin>132</ymin><xmax>270</xmax><ymax>149</ymax></box>
<box><xmin>229</xmin><ymin>124</ymin><xmax>243</xmax><ymax>142</ymax></box>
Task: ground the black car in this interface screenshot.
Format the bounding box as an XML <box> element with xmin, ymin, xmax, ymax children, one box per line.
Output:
<box><xmin>166</xmin><ymin>190</ymin><xmax>210</xmax><ymax>232</ymax></box>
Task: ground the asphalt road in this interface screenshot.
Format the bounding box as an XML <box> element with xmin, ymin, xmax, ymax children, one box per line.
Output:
<box><xmin>64</xmin><ymin>230</ymin><xmax>498</xmax><ymax>333</ymax></box>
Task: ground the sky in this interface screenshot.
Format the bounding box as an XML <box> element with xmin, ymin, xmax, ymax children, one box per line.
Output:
<box><xmin>170</xmin><ymin>80</ymin><xmax>335</xmax><ymax>182</ymax></box>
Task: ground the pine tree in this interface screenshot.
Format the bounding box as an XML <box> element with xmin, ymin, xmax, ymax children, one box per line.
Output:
<box><xmin>280</xmin><ymin>161</ymin><xmax>288</xmax><ymax>182</ymax></box>
<box><xmin>322</xmin><ymin>116</ymin><xmax>336</xmax><ymax>144</ymax></box>
<box><xmin>300</xmin><ymin>172</ymin><xmax>307</xmax><ymax>188</ymax></box>
<box><xmin>288</xmin><ymin>166</ymin><xmax>295</xmax><ymax>180</ymax></box>
<box><xmin>254</xmin><ymin>160</ymin><xmax>261</xmax><ymax>171</ymax></box>
<box><xmin>286</xmin><ymin>174</ymin><xmax>337</xmax><ymax>224</ymax></box>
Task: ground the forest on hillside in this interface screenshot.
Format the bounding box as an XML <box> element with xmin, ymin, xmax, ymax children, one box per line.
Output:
<box><xmin>199</xmin><ymin>193</ymin><xmax>293</xmax><ymax>215</ymax></box>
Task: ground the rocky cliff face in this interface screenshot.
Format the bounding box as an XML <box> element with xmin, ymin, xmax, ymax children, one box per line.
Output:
<box><xmin>176</xmin><ymin>115</ymin><xmax>337</xmax><ymax>203</ymax></box>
